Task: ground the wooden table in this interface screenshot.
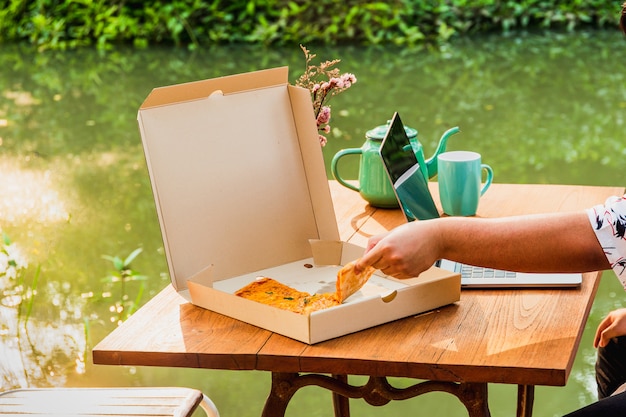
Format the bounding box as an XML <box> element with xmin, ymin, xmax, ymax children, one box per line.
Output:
<box><xmin>93</xmin><ymin>182</ymin><xmax>625</xmax><ymax>417</ymax></box>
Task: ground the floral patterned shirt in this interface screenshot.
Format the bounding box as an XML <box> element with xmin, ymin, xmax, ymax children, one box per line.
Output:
<box><xmin>587</xmin><ymin>195</ymin><xmax>626</xmax><ymax>288</ymax></box>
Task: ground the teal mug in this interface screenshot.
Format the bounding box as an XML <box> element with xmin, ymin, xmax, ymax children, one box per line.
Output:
<box><xmin>437</xmin><ymin>151</ymin><xmax>493</xmax><ymax>216</ymax></box>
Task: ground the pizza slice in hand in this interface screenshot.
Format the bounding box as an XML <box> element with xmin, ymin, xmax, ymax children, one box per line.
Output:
<box><xmin>336</xmin><ymin>260</ymin><xmax>376</xmax><ymax>303</ymax></box>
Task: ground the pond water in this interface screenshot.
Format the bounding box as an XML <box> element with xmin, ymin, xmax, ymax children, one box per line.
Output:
<box><xmin>0</xmin><ymin>30</ymin><xmax>625</xmax><ymax>416</ymax></box>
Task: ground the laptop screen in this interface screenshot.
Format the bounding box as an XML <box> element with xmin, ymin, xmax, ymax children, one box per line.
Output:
<box><xmin>379</xmin><ymin>112</ymin><xmax>440</xmax><ymax>221</ymax></box>
<box><xmin>379</xmin><ymin>113</ymin><xmax>582</xmax><ymax>288</ymax></box>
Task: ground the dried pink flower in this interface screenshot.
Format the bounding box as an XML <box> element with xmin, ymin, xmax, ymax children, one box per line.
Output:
<box><xmin>295</xmin><ymin>45</ymin><xmax>357</xmax><ymax>146</ymax></box>
<box><xmin>317</xmin><ymin>106</ymin><xmax>331</xmax><ymax>125</ymax></box>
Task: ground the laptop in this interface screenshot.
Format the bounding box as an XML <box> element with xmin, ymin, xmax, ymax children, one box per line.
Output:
<box><xmin>379</xmin><ymin>112</ymin><xmax>582</xmax><ymax>288</ymax></box>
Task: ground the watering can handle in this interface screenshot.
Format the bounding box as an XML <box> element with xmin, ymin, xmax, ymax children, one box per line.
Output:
<box><xmin>331</xmin><ymin>148</ymin><xmax>361</xmax><ymax>192</ymax></box>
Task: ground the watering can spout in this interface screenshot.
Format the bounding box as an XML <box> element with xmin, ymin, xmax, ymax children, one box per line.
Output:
<box><xmin>425</xmin><ymin>126</ymin><xmax>460</xmax><ymax>178</ymax></box>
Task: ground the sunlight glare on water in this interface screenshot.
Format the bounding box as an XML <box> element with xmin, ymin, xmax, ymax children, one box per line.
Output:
<box><xmin>0</xmin><ymin>160</ymin><xmax>70</xmax><ymax>225</ymax></box>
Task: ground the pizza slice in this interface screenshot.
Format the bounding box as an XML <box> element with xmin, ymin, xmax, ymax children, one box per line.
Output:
<box><xmin>335</xmin><ymin>260</ymin><xmax>376</xmax><ymax>303</ymax></box>
<box><xmin>234</xmin><ymin>277</ymin><xmax>339</xmax><ymax>314</ymax></box>
<box><xmin>300</xmin><ymin>292</ymin><xmax>340</xmax><ymax>314</ymax></box>
<box><xmin>234</xmin><ymin>260</ymin><xmax>375</xmax><ymax>314</ymax></box>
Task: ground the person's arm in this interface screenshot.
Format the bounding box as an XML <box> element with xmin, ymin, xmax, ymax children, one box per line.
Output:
<box><xmin>357</xmin><ymin>211</ymin><xmax>610</xmax><ymax>279</ymax></box>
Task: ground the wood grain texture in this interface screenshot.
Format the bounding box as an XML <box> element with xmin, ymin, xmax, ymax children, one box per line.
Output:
<box><xmin>93</xmin><ymin>287</ymin><xmax>270</xmax><ymax>370</ymax></box>
<box><xmin>93</xmin><ymin>181</ymin><xmax>624</xmax><ymax>388</ymax></box>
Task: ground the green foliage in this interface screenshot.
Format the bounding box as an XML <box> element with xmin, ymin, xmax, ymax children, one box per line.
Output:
<box><xmin>0</xmin><ymin>232</ymin><xmax>41</xmax><ymax>326</ymax></box>
<box><xmin>0</xmin><ymin>0</ymin><xmax>621</xmax><ymax>50</ymax></box>
<box><xmin>101</xmin><ymin>248</ymin><xmax>147</xmax><ymax>324</ymax></box>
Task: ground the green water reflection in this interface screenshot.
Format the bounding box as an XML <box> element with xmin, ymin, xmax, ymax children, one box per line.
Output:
<box><xmin>0</xmin><ymin>30</ymin><xmax>624</xmax><ymax>416</ymax></box>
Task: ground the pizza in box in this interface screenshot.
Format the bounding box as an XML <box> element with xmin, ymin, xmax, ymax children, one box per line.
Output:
<box><xmin>235</xmin><ymin>261</ymin><xmax>375</xmax><ymax>315</ymax></box>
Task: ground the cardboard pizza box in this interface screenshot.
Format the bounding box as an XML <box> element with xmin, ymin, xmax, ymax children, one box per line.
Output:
<box><xmin>137</xmin><ymin>66</ymin><xmax>461</xmax><ymax>344</ymax></box>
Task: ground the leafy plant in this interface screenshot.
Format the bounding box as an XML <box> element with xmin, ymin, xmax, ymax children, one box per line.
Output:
<box><xmin>0</xmin><ymin>0</ymin><xmax>620</xmax><ymax>50</ymax></box>
<box><xmin>0</xmin><ymin>232</ymin><xmax>40</xmax><ymax>326</ymax></box>
<box><xmin>101</xmin><ymin>247</ymin><xmax>147</xmax><ymax>325</ymax></box>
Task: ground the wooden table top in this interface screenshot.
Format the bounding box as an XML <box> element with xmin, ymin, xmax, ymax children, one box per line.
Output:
<box><xmin>93</xmin><ymin>181</ymin><xmax>625</xmax><ymax>387</ymax></box>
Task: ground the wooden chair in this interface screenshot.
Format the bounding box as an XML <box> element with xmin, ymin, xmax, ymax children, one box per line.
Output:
<box><xmin>0</xmin><ymin>387</ymin><xmax>219</xmax><ymax>417</ymax></box>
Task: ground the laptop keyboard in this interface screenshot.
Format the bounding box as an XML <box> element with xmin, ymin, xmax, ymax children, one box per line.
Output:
<box><xmin>460</xmin><ymin>265</ymin><xmax>517</xmax><ymax>279</ymax></box>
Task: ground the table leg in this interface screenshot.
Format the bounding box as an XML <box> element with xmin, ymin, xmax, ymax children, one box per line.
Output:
<box><xmin>261</xmin><ymin>373</ymin><xmax>298</xmax><ymax>417</ymax></box>
<box><xmin>517</xmin><ymin>385</ymin><xmax>535</xmax><ymax>417</ymax></box>
<box><xmin>260</xmin><ymin>373</ymin><xmax>353</xmax><ymax>417</ymax></box>
<box><xmin>262</xmin><ymin>372</ymin><xmax>493</xmax><ymax>417</ymax></box>
<box><xmin>455</xmin><ymin>382</ymin><xmax>491</xmax><ymax>417</ymax></box>
<box><xmin>331</xmin><ymin>375</ymin><xmax>350</xmax><ymax>417</ymax></box>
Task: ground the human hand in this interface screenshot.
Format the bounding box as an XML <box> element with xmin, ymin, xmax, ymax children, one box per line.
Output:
<box><xmin>594</xmin><ymin>308</ymin><xmax>626</xmax><ymax>348</ymax></box>
<box><xmin>355</xmin><ymin>220</ymin><xmax>442</xmax><ymax>279</ymax></box>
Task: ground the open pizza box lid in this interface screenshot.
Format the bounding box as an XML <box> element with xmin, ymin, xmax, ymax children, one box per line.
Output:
<box><xmin>137</xmin><ymin>66</ymin><xmax>461</xmax><ymax>344</ymax></box>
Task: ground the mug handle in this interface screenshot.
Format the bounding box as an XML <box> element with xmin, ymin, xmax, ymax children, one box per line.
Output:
<box><xmin>331</xmin><ymin>148</ymin><xmax>361</xmax><ymax>192</ymax></box>
<box><xmin>480</xmin><ymin>164</ymin><xmax>493</xmax><ymax>196</ymax></box>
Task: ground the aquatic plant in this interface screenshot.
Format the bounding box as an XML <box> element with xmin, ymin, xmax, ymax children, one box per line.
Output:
<box><xmin>101</xmin><ymin>248</ymin><xmax>147</xmax><ymax>326</ymax></box>
<box><xmin>0</xmin><ymin>232</ymin><xmax>39</xmax><ymax>324</ymax></box>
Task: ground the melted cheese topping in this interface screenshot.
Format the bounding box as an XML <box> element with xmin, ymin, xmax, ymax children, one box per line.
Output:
<box><xmin>235</xmin><ymin>277</ymin><xmax>339</xmax><ymax>314</ymax></box>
